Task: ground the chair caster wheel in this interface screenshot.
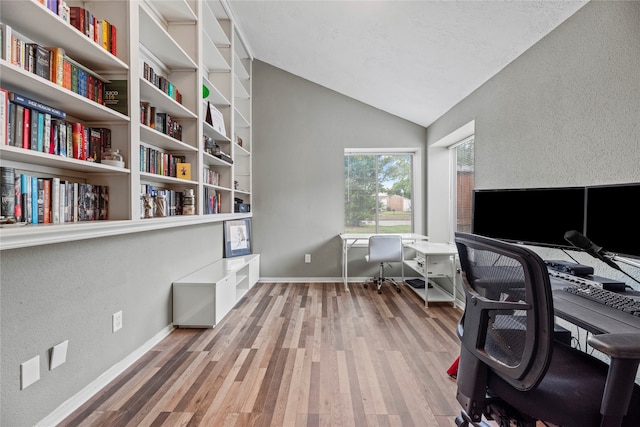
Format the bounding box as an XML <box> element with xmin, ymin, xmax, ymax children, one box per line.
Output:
<box><xmin>364</xmin><ymin>284</ymin><xmax>368</xmax><ymax>288</ymax></box>
<box><xmin>378</xmin><ymin>290</ymin><xmax>382</xmax><ymax>294</ymax></box>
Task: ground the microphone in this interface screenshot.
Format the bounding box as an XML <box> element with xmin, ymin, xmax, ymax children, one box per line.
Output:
<box><xmin>564</xmin><ymin>230</ymin><xmax>622</xmax><ymax>271</ymax></box>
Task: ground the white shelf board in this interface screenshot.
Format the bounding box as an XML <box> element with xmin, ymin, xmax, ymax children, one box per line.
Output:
<box><xmin>146</xmin><ymin>0</ymin><xmax>197</xmax><ymax>22</ymax></box>
<box><xmin>202</xmin><ymin>76</ymin><xmax>231</xmax><ymax>106</ymax></box>
<box><xmin>1</xmin><ymin>61</ymin><xmax>130</xmax><ymax>122</ymax></box>
<box><xmin>140</xmin><ymin>172</ymin><xmax>197</xmax><ymax>186</ymax></box>
<box><xmin>234</xmin><ymin>55</ymin><xmax>250</xmax><ymax>80</ymax></box>
<box><xmin>202</xmin><ymin>31</ymin><xmax>231</xmax><ymax>72</ymax></box>
<box><xmin>203</xmin><ymin>152</ymin><xmax>233</xmax><ymax>168</ymax></box>
<box><xmin>234</xmin><ymin>108</ymin><xmax>250</xmax><ymax>128</ymax></box>
<box><xmin>140</xmin><ymin>125</ymin><xmax>198</xmax><ymax>152</ymax></box>
<box><xmin>139</xmin><ymin>6</ymin><xmax>197</xmax><ymax>70</ymax></box>
<box><xmin>202</xmin><ymin>2</ymin><xmax>231</xmax><ymax>46</ymax></box>
<box><xmin>234</xmin><ymin>76</ymin><xmax>250</xmax><ymax>99</ymax></box>
<box><xmin>139</xmin><ymin>78</ymin><xmax>197</xmax><ymax>119</ymax></box>
<box><xmin>203</xmin><ymin>121</ymin><xmax>231</xmax><ymax>142</ymax></box>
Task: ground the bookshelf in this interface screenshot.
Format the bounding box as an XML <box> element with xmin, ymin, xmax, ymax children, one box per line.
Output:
<box><xmin>0</xmin><ymin>0</ymin><xmax>253</xmax><ymax>249</ymax></box>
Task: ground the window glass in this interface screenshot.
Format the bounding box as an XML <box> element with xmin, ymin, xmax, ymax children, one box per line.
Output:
<box><xmin>454</xmin><ymin>137</ymin><xmax>474</xmax><ymax>234</ymax></box>
<box><xmin>344</xmin><ymin>153</ymin><xmax>413</xmax><ymax>233</ymax></box>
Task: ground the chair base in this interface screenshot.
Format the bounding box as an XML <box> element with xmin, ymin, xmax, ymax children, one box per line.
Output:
<box><xmin>364</xmin><ymin>277</ymin><xmax>402</xmax><ymax>294</ymax></box>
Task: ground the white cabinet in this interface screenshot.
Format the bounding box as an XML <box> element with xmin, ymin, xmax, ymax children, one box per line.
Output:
<box><xmin>173</xmin><ymin>254</ymin><xmax>260</xmax><ymax>327</ymax></box>
<box><xmin>403</xmin><ymin>242</ymin><xmax>457</xmax><ymax>307</ymax></box>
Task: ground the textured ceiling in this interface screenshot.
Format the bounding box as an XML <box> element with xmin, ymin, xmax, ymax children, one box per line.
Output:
<box><xmin>226</xmin><ymin>0</ymin><xmax>588</xmax><ymax>127</ymax></box>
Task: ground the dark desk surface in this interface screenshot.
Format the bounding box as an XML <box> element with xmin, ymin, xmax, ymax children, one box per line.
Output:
<box><xmin>551</xmin><ymin>277</ymin><xmax>640</xmax><ymax>335</ymax></box>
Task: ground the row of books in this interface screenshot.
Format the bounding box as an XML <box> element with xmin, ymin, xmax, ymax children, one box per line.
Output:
<box><xmin>139</xmin><ymin>102</ymin><xmax>184</xmax><ymax>141</ymax></box>
<box><xmin>139</xmin><ymin>145</ymin><xmax>186</xmax><ymax>178</ymax></box>
<box><xmin>204</xmin><ymin>187</ymin><xmax>222</xmax><ymax>214</ymax></box>
<box><xmin>1</xmin><ymin>167</ymin><xmax>108</xmax><ymax>223</ymax></box>
<box><xmin>140</xmin><ymin>185</ymin><xmax>185</xmax><ymax>218</ymax></box>
<box><xmin>204</xmin><ymin>167</ymin><xmax>221</xmax><ymax>187</ymax></box>
<box><xmin>68</xmin><ymin>4</ymin><xmax>118</xmax><ymax>57</ymax></box>
<box><xmin>142</xmin><ymin>62</ymin><xmax>183</xmax><ymax>104</ymax></box>
<box><xmin>1</xmin><ymin>89</ymin><xmax>112</xmax><ymax>162</ymax></box>
<box><xmin>1</xmin><ymin>24</ymin><xmax>106</xmax><ymax>106</ymax></box>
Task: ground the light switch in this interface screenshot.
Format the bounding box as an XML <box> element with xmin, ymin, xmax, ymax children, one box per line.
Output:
<box><xmin>21</xmin><ymin>355</ymin><xmax>40</xmax><ymax>390</ymax></box>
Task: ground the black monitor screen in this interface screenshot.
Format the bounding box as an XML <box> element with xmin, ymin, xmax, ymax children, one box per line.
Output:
<box><xmin>472</xmin><ymin>187</ymin><xmax>586</xmax><ymax>248</ymax></box>
<box><xmin>585</xmin><ymin>183</ymin><xmax>640</xmax><ymax>259</ymax></box>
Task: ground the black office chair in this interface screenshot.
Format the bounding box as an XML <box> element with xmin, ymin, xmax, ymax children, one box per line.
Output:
<box><xmin>364</xmin><ymin>234</ymin><xmax>404</xmax><ymax>294</ymax></box>
<box><xmin>453</xmin><ymin>232</ymin><xmax>640</xmax><ymax>427</ymax></box>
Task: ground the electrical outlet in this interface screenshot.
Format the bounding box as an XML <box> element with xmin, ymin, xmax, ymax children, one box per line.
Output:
<box><xmin>305</xmin><ymin>254</ymin><xmax>311</xmax><ymax>263</ymax></box>
<box><xmin>112</xmin><ymin>311</ymin><xmax>123</xmax><ymax>333</ymax></box>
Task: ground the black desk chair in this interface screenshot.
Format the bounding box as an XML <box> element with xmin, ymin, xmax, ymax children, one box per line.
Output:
<box><xmin>453</xmin><ymin>232</ymin><xmax>640</xmax><ymax>427</ymax></box>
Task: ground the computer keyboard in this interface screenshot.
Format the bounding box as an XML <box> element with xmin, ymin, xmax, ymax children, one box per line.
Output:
<box><xmin>563</xmin><ymin>284</ymin><xmax>640</xmax><ymax>317</ymax></box>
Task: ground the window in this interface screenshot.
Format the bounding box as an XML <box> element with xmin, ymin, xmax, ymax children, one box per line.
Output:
<box><xmin>450</xmin><ymin>136</ymin><xmax>474</xmax><ymax>235</ymax></box>
<box><xmin>344</xmin><ymin>151</ymin><xmax>416</xmax><ymax>234</ymax></box>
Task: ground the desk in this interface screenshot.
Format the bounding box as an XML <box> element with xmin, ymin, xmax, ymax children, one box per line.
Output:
<box><xmin>551</xmin><ymin>278</ymin><xmax>640</xmax><ymax>335</ymax></box>
<box><xmin>339</xmin><ymin>233</ymin><xmax>429</xmax><ymax>292</ymax></box>
<box><xmin>403</xmin><ymin>242</ymin><xmax>458</xmax><ymax>307</ymax></box>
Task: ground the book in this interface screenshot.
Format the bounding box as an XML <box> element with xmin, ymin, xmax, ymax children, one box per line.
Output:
<box><xmin>8</xmin><ymin>92</ymin><xmax>66</xmax><ymax>119</ymax></box>
<box><xmin>1</xmin><ymin>23</ymin><xmax>11</xmax><ymax>62</ymax></box>
<box><xmin>14</xmin><ymin>174</ymin><xmax>22</xmax><ymax>222</ymax></box>
<box><xmin>47</xmin><ymin>47</ymin><xmax>65</xmax><ymax>86</ymax></box>
<box><xmin>177</xmin><ymin>163</ymin><xmax>191</xmax><ymax>180</ymax></box>
<box><xmin>52</xmin><ymin>177</ymin><xmax>60</xmax><ymax>223</ymax></box>
<box><xmin>20</xmin><ymin>174</ymin><xmax>31</xmax><ymax>224</ymax></box>
<box><xmin>103</xmin><ymin>80</ymin><xmax>128</xmax><ymax>115</ymax></box>
<box><xmin>1</xmin><ymin>167</ymin><xmax>15</xmax><ymax>220</ymax></box>
<box><xmin>69</xmin><ymin>6</ymin><xmax>85</xmax><ymax>34</ymax></box>
<box><xmin>43</xmin><ymin>178</ymin><xmax>51</xmax><ymax>223</ymax></box>
<box><xmin>30</xmin><ymin>108</ymin><xmax>38</xmax><ymax>151</ymax></box>
<box><xmin>14</xmin><ymin>104</ymin><xmax>24</xmax><ymax>148</ymax></box>
<box><xmin>31</xmin><ymin>176</ymin><xmax>37</xmax><ymax>223</ymax></box>
<box><xmin>22</xmin><ymin>106</ymin><xmax>30</xmax><ymax>149</ymax></box>
<box><xmin>42</xmin><ymin>113</ymin><xmax>51</xmax><ymax>154</ymax></box>
<box><xmin>0</xmin><ymin>88</ymin><xmax>7</xmax><ymax>145</ymax></box>
<box><xmin>37</xmin><ymin>178</ymin><xmax>44</xmax><ymax>223</ymax></box>
<box><xmin>34</xmin><ymin>45</ymin><xmax>51</xmax><ymax>81</ymax></box>
<box><xmin>36</xmin><ymin>112</ymin><xmax>44</xmax><ymax>152</ymax></box>
<box><xmin>7</xmin><ymin>102</ymin><xmax>15</xmax><ymax>146</ymax></box>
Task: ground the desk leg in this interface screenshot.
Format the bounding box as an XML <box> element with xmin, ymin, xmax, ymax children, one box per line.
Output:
<box><xmin>342</xmin><ymin>241</ymin><xmax>349</xmax><ymax>292</ymax></box>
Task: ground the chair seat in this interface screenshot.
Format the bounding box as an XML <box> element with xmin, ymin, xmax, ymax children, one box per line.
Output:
<box><xmin>488</xmin><ymin>342</ymin><xmax>640</xmax><ymax>427</ymax></box>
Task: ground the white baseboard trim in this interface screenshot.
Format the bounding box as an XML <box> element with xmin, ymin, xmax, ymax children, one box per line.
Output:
<box><xmin>258</xmin><ymin>276</ymin><xmax>415</xmax><ymax>283</ymax></box>
<box><xmin>36</xmin><ymin>324</ymin><xmax>175</xmax><ymax>427</ymax></box>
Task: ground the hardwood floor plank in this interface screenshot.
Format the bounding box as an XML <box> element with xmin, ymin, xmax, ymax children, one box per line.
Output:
<box><xmin>58</xmin><ymin>282</ymin><xmax>466</xmax><ymax>427</ymax></box>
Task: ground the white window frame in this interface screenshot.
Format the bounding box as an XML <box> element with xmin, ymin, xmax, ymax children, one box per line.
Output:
<box><xmin>344</xmin><ymin>148</ymin><xmax>423</xmax><ymax>235</ymax></box>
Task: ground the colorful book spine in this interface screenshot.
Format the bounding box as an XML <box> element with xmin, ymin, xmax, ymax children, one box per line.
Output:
<box><xmin>8</xmin><ymin>92</ymin><xmax>66</xmax><ymax>119</ymax></box>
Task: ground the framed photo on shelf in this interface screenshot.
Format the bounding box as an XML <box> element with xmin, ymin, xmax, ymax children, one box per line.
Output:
<box><xmin>224</xmin><ymin>218</ymin><xmax>252</xmax><ymax>258</ymax></box>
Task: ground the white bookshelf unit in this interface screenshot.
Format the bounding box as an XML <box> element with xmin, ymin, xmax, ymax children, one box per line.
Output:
<box><xmin>172</xmin><ymin>254</ymin><xmax>260</xmax><ymax>327</ymax></box>
<box><xmin>0</xmin><ymin>0</ymin><xmax>254</xmax><ymax>250</ymax></box>
<box><xmin>403</xmin><ymin>242</ymin><xmax>458</xmax><ymax>307</ymax></box>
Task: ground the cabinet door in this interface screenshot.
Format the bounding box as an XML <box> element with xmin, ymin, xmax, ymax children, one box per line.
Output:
<box><xmin>215</xmin><ymin>274</ymin><xmax>236</xmax><ymax>324</ymax></box>
<box><xmin>173</xmin><ymin>284</ymin><xmax>215</xmax><ymax>327</ymax></box>
<box><xmin>248</xmin><ymin>255</ymin><xmax>260</xmax><ymax>288</ymax></box>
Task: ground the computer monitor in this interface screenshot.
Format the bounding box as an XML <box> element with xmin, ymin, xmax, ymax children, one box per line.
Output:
<box><xmin>472</xmin><ymin>187</ymin><xmax>586</xmax><ymax>248</ymax></box>
<box><xmin>585</xmin><ymin>183</ymin><xmax>640</xmax><ymax>259</ymax></box>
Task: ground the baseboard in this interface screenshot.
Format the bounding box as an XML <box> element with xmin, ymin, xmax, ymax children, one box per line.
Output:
<box><xmin>36</xmin><ymin>324</ymin><xmax>175</xmax><ymax>427</ymax></box>
<box><xmin>258</xmin><ymin>276</ymin><xmax>411</xmax><ymax>283</ymax></box>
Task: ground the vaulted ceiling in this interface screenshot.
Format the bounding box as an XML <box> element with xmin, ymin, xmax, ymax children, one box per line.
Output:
<box><xmin>226</xmin><ymin>0</ymin><xmax>588</xmax><ymax>127</ymax></box>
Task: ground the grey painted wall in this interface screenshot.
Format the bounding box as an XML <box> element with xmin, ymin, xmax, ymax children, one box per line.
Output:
<box><xmin>1</xmin><ymin>223</ymin><xmax>224</xmax><ymax>426</ymax></box>
<box><xmin>252</xmin><ymin>61</ymin><xmax>426</xmax><ymax>279</ymax></box>
<box><xmin>427</xmin><ymin>1</ymin><xmax>640</xmax><ymax>189</ymax></box>
<box><xmin>427</xmin><ymin>1</ymin><xmax>640</xmax><ymax>292</ymax></box>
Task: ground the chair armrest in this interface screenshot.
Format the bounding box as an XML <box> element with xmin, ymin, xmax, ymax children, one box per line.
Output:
<box><xmin>588</xmin><ymin>333</ymin><xmax>640</xmax><ymax>359</ymax></box>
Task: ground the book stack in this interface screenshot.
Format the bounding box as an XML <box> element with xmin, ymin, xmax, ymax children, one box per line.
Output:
<box><xmin>0</xmin><ymin>167</ymin><xmax>109</xmax><ymax>224</ymax></box>
<box><xmin>68</xmin><ymin>6</ymin><xmax>117</xmax><ymax>56</ymax></box>
<box><xmin>204</xmin><ymin>167</ymin><xmax>221</xmax><ymax>186</ymax></box>
<box><xmin>139</xmin><ymin>101</ymin><xmax>183</xmax><ymax>141</ymax></box>
<box><xmin>142</xmin><ymin>62</ymin><xmax>183</xmax><ymax>104</ymax></box>
<box><xmin>204</xmin><ymin>187</ymin><xmax>221</xmax><ymax>214</ymax></box>
<box><xmin>1</xmin><ymin>90</ymin><xmax>113</xmax><ymax>163</ymax></box>
<box><xmin>1</xmin><ymin>25</ymin><xmax>107</xmax><ymax>106</ymax></box>
<box><xmin>139</xmin><ymin>145</ymin><xmax>186</xmax><ymax>178</ymax></box>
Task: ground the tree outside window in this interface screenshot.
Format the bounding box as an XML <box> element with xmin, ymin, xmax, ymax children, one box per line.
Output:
<box><xmin>344</xmin><ymin>153</ymin><xmax>413</xmax><ymax>234</ymax></box>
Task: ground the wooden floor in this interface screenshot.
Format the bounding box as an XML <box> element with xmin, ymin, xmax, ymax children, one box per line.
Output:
<box><xmin>58</xmin><ymin>282</ymin><xmax>464</xmax><ymax>427</ymax></box>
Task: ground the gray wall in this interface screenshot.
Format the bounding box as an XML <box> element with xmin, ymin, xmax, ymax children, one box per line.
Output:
<box><xmin>252</xmin><ymin>61</ymin><xmax>426</xmax><ymax>279</ymax></box>
<box><xmin>427</xmin><ymin>1</ymin><xmax>640</xmax><ymax>189</ymax></box>
<box><xmin>427</xmin><ymin>1</ymin><xmax>640</xmax><ymax>286</ymax></box>
<box><xmin>1</xmin><ymin>223</ymin><xmax>224</xmax><ymax>426</ymax></box>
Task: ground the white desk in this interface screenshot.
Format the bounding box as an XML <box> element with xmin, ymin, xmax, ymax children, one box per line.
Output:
<box><xmin>403</xmin><ymin>242</ymin><xmax>458</xmax><ymax>307</ymax></box>
<box><xmin>339</xmin><ymin>233</ymin><xmax>429</xmax><ymax>291</ymax></box>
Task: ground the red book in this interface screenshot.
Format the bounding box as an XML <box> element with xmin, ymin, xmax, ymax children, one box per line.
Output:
<box><xmin>22</xmin><ymin>106</ymin><xmax>30</xmax><ymax>149</ymax></box>
<box><xmin>43</xmin><ymin>178</ymin><xmax>51</xmax><ymax>223</ymax></box>
<box><xmin>110</xmin><ymin>24</ymin><xmax>116</xmax><ymax>56</ymax></box>
<box><xmin>69</xmin><ymin>7</ymin><xmax>85</xmax><ymax>34</ymax></box>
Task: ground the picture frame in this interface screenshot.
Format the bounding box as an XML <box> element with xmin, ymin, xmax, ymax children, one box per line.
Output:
<box><xmin>224</xmin><ymin>218</ymin><xmax>252</xmax><ymax>257</ymax></box>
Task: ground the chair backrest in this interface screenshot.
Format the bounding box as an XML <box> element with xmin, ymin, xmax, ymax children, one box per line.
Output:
<box><xmin>368</xmin><ymin>235</ymin><xmax>403</xmax><ymax>263</ymax></box>
<box><xmin>454</xmin><ymin>232</ymin><xmax>555</xmax><ymax>411</ymax></box>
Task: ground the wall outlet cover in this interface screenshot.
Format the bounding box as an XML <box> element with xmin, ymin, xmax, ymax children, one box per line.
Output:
<box><xmin>50</xmin><ymin>340</ymin><xmax>69</xmax><ymax>370</ymax></box>
<box><xmin>21</xmin><ymin>355</ymin><xmax>40</xmax><ymax>390</ymax></box>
